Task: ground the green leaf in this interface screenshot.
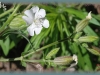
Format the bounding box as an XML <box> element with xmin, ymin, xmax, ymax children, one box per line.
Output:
<box><xmin>46</xmin><ymin>48</ymin><xmax>60</xmax><ymax>59</ymax></box>
<box><xmin>4</xmin><ymin>37</ymin><xmax>10</xmax><ymax>51</ymax></box>
<box><xmin>21</xmin><ymin>61</ymin><xmax>27</xmax><ymax>67</ymax></box>
<box><xmin>46</xmin><ymin>13</ymin><xmax>57</xmax><ymax>18</ymax></box>
<box><xmin>89</xmin><ymin>17</ymin><xmax>100</xmax><ymax>26</ymax></box>
<box><xmin>37</xmin><ymin>4</ymin><xmax>56</xmax><ymax>13</ymax></box>
<box><xmin>9</xmin><ymin>41</ymin><xmax>15</xmax><ymax>49</ymax></box>
<box><xmin>0</xmin><ymin>37</ymin><xmax>10</xmax><ymax>56</ymax></box>
<box><xmin>64</xmin><ymin>8</ymin><xmax>85</xmax><ymax>19</ymax></box>
<box><xmin>83</xmin><ymin>26</ymin><xmax>99</xmax><ymax>45</ymax></box>
<box><xmin>80</xmin><ymin>45</ymin><xmax>93</xmax><ymax>71</ymax></box>
<box><xmin>69</xmin><ymin>42</ymin><xmax>85</xmax><ymax>70</ymax></box>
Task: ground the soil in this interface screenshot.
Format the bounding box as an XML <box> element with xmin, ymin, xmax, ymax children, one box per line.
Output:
<box><xmin>0</xmin><ymin>61</ymin><xmax>77</xmax><ymax>72</ymax></box>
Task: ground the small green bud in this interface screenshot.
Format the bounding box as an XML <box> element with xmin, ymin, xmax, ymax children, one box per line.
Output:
<box><xmin>74</xmin><ymin>32</ymin><xmax>83</xmax><ymax>39</ymax></box>
<box><xmin>86</xmin><ymin>46</ymin><xmax>100</xmax><ymax>56</ymax></box>
<box><xmin>53</xmin><ymin>54</ymin><xmax>78</xmax><ymax>66</ymax></box>
<box><xmin>73</xmin><ymin>32</ymin><xmax>82</xmax><ymax>42</ymax></box>
<box><xmin>75</xmin><ymin>11</ymin><xmax>92</xmax><ymax>32</ymax></box>
<box><xmin>9</xmin><ymin>15</ymin><xmax>27</xmax><ymax>30</ymax></box>
<box><xmin>45</xmin><ymin>48</ymin><xmax>60</xmax><ymax>59</ymax></box>
<box><xmin>78</xmin><ymin>36</ymin><xmax>98</xmax><ymax>43</ymax></box>
<box><xmin>82</xmin><ymin>43</ymin><xmax>89</xmax><ymax>48</ymax></box>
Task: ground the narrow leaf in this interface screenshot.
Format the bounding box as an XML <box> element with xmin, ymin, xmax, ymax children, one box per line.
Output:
<box><xmin>46</xmin><ymin>48</ymin><xmax>60</xmax><ymax>59</ymax></box>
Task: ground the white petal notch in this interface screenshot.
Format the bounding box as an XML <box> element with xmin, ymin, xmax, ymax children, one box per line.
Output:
<box><xmin>43</xmin><ymin>19</ymin><xmax>49</xmax><ymax>28</ymax></box>
<box><xmin>31</xmin><ymin>6</ymin><xmax>39</xmax><ymax>13</ymax></box>
<box><xmin>24</xmin><ymin>10</ymin><xmax>34</xmax><ymax>20</ymax></box>
<box><xmin>22</xmin><ymin>6</ymin><xmax>49</xmax><ymax>36</ymax></box>
<box><xmin>37</xmin><ymin>9</ymin><xmax>46</xmax><ymax>18</ymax></box>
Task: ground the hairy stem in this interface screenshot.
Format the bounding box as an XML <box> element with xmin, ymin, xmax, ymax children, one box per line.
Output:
<box><xmin>0</xmin><ymin>7</ymin><xmax>14</xmax><ymax>18</ymax></box>
<box><xmin>22</xmin><ymin>3</ymin><xmax>33</xmax><ymax>13</ymax></box>
<box><xmin>0</xmin><ymin>57</ymin><xmax>53</xmax><ymax>63</ymax></box>
<box><xmin>23</xmin><ymin>59</ymin><xmax>53</xmax><ymax>63</ymax></box>
<box><xmin>0</xmin><ymin>36</ymin><xmax>72</xmax><ymax>62</ymax></box>
<box><xmin>0</xmin><ymin>57</ymin><xmax>21</xmax><ymax>62</ymax></box>
<box><xmin>23</xmin><ymin>37</ymin><xmax>72</xmax><ymax>58</ymax></box>
<box><xmin>0</xmin><ymin>4</ymin><xmax>21</xmax><ymax>33</ymax></box>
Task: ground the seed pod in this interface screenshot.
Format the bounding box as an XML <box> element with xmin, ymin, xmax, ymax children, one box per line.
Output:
<box><xmin>82</xmin><ymin>43</ymin><xmax>89</xmax><ymax>48</ymax></box>
<box><xmin>53</xmin><ymin>55</ymin><xmax>78</xmax><ymax>66</ymax></box>
<box><xmin>75</xmin><ymin>11</ymin><xmax>92</xmax><ymax>32</ymax></box>
<box><xmin>53</xmin><ymin>56</ymin><xmax>73</xmax><ymax>66</ymax></box>
<box><xmin>9</xmin><ymin>15</ymin><xmax>27</xmax><ymax>30</ymax></box>
<box><xmin>86</xmin><ymin>46</ymin><xmax>100</xmax><ymax>56</ymax></box>
<box><xmin>78</xmin><ymin>36</ymin><xmax>98</xmax><ymax>43</ymax></box>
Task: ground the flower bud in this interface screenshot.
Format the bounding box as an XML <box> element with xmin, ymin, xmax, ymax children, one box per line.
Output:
<box><xmin>75</xmin><ymin>11</ymin><xmax>92</xmax><ymax>32</ymax></box>
<box><xmin>74</xmin><ymin>32</ymin><xmax>83</xmax><ymax>39</ymax></box>
<box><xmin>86</xmin><ymin>46</ymin><xmax>100</xmax><ymax>56</ymax></box>
<box><xmin>78</xmin><ymin>36</ymin><xmax>98</xmax><ymax>43</ymax></box>
<box><xmin>72</xmin><ymin>54</ymin><xmax>78</xmax><ymax>65</ymax></box>
<box><xmin>73</xmin><ymin>32</ymin><xmax>82</xmax><ymax>42</ymax></box>
<box><xmin>86</xmin><ymin>11</ymin><xmax>92</xmax><ymax>19</ymax></box>
<box><xmin>9</xmin><ymin>15</ymin><xmax>27</xmax><ymax>30</ymax></box>
<box><xmin>53</xmin><ymin>54</ymin><xmax>78</xmax><ymax>66</ymax></box>
<box><xmin>82</xmin><ymin>43</ymin><xmax>88</xmax><ymax>48</ymax></box>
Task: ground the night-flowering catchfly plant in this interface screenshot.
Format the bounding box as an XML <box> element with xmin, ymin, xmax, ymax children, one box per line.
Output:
<box><xmin>0</xmin><ymin>3</ymin><xmax>100</xmax><ymax>71</ymax></box>
<box><xmin>22</xmin><ymin>6</ymin><xmax>49</xmax><ymax>36</ymax></box>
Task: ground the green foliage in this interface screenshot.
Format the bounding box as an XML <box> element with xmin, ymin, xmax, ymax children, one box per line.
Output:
<box><xmin>0</xmin><ymin>37</ymin><xmax>10</xmax><ymax>56</ymax></box>
<box><xmin>0</xmin><ymin>3</ymin><xmax>100</xmax><ymax>71</ymax></box>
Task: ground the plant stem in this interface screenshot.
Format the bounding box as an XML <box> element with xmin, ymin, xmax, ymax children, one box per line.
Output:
<box><xmin>0</xmin><ymin>30</ymin><xmax>73</xmax><ymax>62</ymax></box>
<box><xmin>0</xmin><ymin>4</ymin><xmax>21</xmax><ymax>33</ymax></box>
<box><xmin>0</xmin><ymin>57</ymin><xmax>21</xmax><ymax>62</ymax></box>
<box><xmin>23</xmin><ymin>37</ymin><xmax>71</xmax><ymax>58</ymax></box>
<box><xmin>23</xmin><ymin>59</ymin><xmax>53</xmax><ymax>63</ymax></box>
<box><xmin>0</xmin><ymin>7</ymin><xmax>14</xmax><ymax>18</ymax></box>
<box><xmin>0</xmin><ymin>57</ymin><xmax>53</xmax><ymax>63</ymax></box>
<box><xmin>0</xmin><ymin>36</ymin><xmax>72</xmax><ymax>62</ymax></box>
<box><xmin>22</xmin><ymin>3</ymin><xmax>33</xmax><ymax>13</ymax></box>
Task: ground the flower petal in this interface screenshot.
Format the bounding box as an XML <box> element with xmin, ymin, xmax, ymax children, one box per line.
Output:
<box><xmin>35</xmin><ymin>9</ymin><xmax>46</xmax><ymax>19</ymax></box>
<box><xmin>34</xmin><ymin>27</ymin><xmax>43</xmax><ymax>35</ymax></box>
<box><xmin>31</xmin><ymin>6</ymin><xmax>39</xmax><ymax>13</ymax></box>
<box><xmin>27</xmin><ymin>23</ymin><xmax>36</xmax><ymax>36</ymax></box>
<box><xmin>43</xmin><ymin>19</ymin><xmax>49</xmax><ymax>28</ymax></box>
<box><xmin>22</xmin><ymin>16</ymin><xmax>33</xmax><ymax>25</ymax></box>
<box><xmin>24</xmin><ymin>10</ymin><xmax>34</xmax><ymax>20</ymax></box>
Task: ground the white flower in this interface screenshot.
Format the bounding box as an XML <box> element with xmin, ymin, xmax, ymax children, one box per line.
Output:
<box><xmin>22</xmin><ymin>6</ymin><xmax>49</xmax><ymax>36</ymax></box>
<box><xmin>86</xmin><ymin>11</ymin><xmax>92</xmax><ymax>20</ymax></box>
<box><xmin>72</xmin><ymin>54</ymin><xmax>78</xmax><ymax>65</ymax></box>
